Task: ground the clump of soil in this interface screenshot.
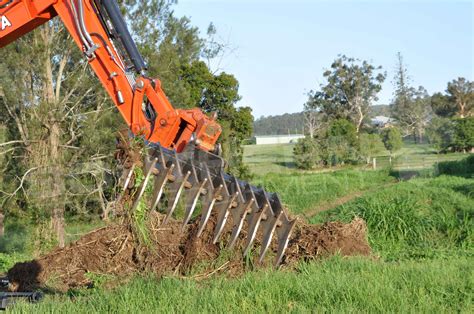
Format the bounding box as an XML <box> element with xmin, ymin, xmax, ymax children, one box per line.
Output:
<box><xmin>7</xmin><ymin>213</ymin><xmax>371</xmax><ymax>292</ymax></box>
<box><xmin>285</xmin><ymin>218</ymin><xmax>371</xmax><ymax>262</ymax></box>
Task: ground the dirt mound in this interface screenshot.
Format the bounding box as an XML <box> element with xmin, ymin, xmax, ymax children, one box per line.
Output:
<box><xmin>7</xmin><ymin>214</ymin><xmax>371</xmax><ymax>292</ymax></box>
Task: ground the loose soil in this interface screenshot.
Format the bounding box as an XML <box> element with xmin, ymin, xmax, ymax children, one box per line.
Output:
<box><xmin>7</xmin><ymin>213</ymin><xmax>371</xmax><ymax>292</ymax></box>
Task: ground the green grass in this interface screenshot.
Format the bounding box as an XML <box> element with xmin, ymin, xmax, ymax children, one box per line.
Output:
<box><xmin>253</xmin><ymin>170</ymin><xmax>394</xmax><ymax>215</ymax></box>
<box><xmin>311</xmin><ymin>175</ymin><xmax>474</xmax><ymax>260</ymax></box>
<box><xmin>243</xmin><ymin>144</ymin><xmax>295</xmax><ymax>175</ymax></box>
<box><xmin>12</xmin><ymin>256</ymin><xmax>473</xmax><ymax>313</ymax></box>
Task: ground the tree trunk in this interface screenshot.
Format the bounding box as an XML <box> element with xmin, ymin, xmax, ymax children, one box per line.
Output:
<box><xmin>50</xmin><ymin>122</ymin><xmax>65</xmax><ymax>248</ymax></box>
<box><xmin>0</xmin><ymin>213</ymin><xmax>4</xmax><ymax>237</ymax></box>
<box><xmin>356</xmin><ymin>105</ymin><xmax>364</xmax><ymax>133</ymax></box>
<box><xmin>459</xmin><ymin>101</ymin><xmax>465</xmax><ymax>119</ymax></box>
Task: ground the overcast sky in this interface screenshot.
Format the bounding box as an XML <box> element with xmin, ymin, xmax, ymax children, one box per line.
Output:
<box><xmin>174</xmin><ymin>0</ymin><xmax>473</xmax><ymax>118</ymax></box>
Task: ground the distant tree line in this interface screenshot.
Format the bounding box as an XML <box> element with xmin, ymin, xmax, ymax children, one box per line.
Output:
<box><xmin>253</xmin><ymin>112</ymin><xmax>305</xmax><ymax>135</ymax></box>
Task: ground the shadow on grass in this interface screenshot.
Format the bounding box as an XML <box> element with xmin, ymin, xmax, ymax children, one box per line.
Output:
<box><xmin>274</xmin><ymin>161</ymin><xmax>297</xmax><ymax>169</ymax></box>
<box><xmin>453</xmin><ymin>184</ymin><xmax>474</xmax><ymax>198</ymax></box>
<box><xmin>389</xmin><ymin>169</ymin><xmax>434</xmax><ymax>181</ymax></box>
<box><xmin>437</xmin><ymin>155</ymin><xmax>474</xmax><ymax>178</ymax></box>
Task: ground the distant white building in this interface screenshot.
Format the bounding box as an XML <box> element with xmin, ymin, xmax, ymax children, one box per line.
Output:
<box><xmin>254</xmin><ymin>134</ymin><xmax>305</xmax><ymax>145</ymax></box>
<box><xmin>371</xmin><ymin>116</ymin><xmax>394</xmax><ymax>127</ymax></box>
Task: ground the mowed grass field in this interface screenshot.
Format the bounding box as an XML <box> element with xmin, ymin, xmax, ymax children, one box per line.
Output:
<box><xmin>5</xmin><ymin>145</ymin><xmax>474</xmax><ymax>312</ymax></box>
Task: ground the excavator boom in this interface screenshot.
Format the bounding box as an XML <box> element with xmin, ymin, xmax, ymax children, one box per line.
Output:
<box><xmin>0</xmin><ymin>0</ymin><xmax>296</xmax><ymax>266</ymax></box>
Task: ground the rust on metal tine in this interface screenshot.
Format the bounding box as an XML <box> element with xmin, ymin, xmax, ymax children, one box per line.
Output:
<box><xmin>197</xmin><ymin>184</ymin><xmax>223</xmax><ymax>237</ymax></box>
<box><xmin>131</xmin><ymin>158</ymin><xmax>157</xmax><ymax>211</ymax></box>
<box><xmin>275</xmin><ymin>216</ymin><xmax>297</xmax><ymax>266</ymax></box>
<box><xmin>228</xmin><ymin>197</ymin><xmax>254</xmax><ymax>249</ymax></box>
<box><xmin>213</xmin><ymin>192</ymin><xmax>239</xmax><ymax>244</ymax></box>
<box><xmin>164</xmin><ymin>171</ymin><xmax>191</xmax><ymax>224</ymax></box>
<box><xmin>243</xmin><ymin>204</ymin><xmax>267</xmax><ymax>256</ymax></box>
<box><xmin>259</xmin><ymin>211</ymin><xmax>283</xmax><ymax>263</ymax></box>
<box><xmin>182</xmin><ymin>178</ymin><xmax>208</xmax><ymax>230</ymax></box>
<box><xmin>150</xmin><ymin>164</ymin><xmax>175</xmax><ymax>212</ymax></box>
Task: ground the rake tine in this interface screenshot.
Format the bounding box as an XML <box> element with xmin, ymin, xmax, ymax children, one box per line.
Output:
<box><xmin>243</xmin><ymin>204</ymin><xmax>267</xmax><ymax>256</ymax></box>
<box><xmin>122</xmin><ymin>163</ymin><xmax>136</xmax><ymax>190</ymax></box>
<box><xmin>182</xmin><ymin>178</ymin><xmax>208</xmax><ymax>230</ymax></box>
<box><xmin>274</xmin><ymin>216</ymin><xmax>297</xmax><ymax>266</ymax></box>
<box><xmin>197</xmin><ymin>184</ymin><xmax>223</xmax><ymax>238</ymax></box>
<box><xmin>228</xmin><ymin>197</ymin><xmax>254</xmax><ymax>249</ymax></box>
<box><xmin>259</xmin><ymin>211</ymin><xmax>282</xmax><ymax>263</ymax></box>
<box><xmin>131</xmin><ymin>158</ymin><xmax>157</xmax><ymax>211</ymax></box>
<box><xmin>150</xmin><ymin>164</ymin><xmax>175</xmax><ymax>212</ymax></box>
<box><xmin>213</xmin><ymin>192</ymin><xmax>239</xmax><ymax>244</ymax></box>
<box><xmin>164</xmin><ymin>171</ymin><xmax>191</xmax><ymax>224</ymax></box>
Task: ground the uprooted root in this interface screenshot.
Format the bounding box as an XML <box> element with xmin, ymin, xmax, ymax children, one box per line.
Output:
<box><xmin>7</xmin><ymin>214</ymin><xmax>371</xmax><ymax>292</ymax></box>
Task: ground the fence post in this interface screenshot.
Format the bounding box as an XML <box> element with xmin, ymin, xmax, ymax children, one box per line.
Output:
<box><xmin>373</xmin><ymin>158</ymin><xmax>376</xmax><ymax>170</ymax></box>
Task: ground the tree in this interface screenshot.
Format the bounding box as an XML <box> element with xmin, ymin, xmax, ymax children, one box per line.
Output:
<box><xmin>391</xmin><ymin>53</ymin><xmax>432</xmax><ymax>143</ymax></box>
<box><xmin>313</xmin><ymin>55</ymin><xmax>386</xmax><ymax>133</ymax></box>
<box><xmin>381</xmin><ymin>128</ymin><xmax>403</xmax><ymax>155</ymax></box>
<box><xmin>431</xmin><ymin>92</ymin><xmax>457</xmax><ymax>118</ymax></box>
<box><xmin>177</xmin><ymin>60</ymin><xmax>252</xmax><ymax>178</ymax></box>
<box><xmin>359</xmin><ymin>133</ymin><xmax>385</xmax><ymax>163</ymax></box>
<box><xmin>426</xmin><ymin>117</ymin><xmax>455</xmax><ymax>152</ymax></box>
<box><xmin>293</xmin><ymin>137</ymin><xmax>321</xmax><ymax>170</ymax></box>
<box><xmin>452</xmin><ymin>117</ymin><xmax>474</xmax><ymax>152</ymax></box>
<box><xmin>0</xmin><ymin>18</ymin><xmax>120</xmax><ymax>248</ymax></box>
<box><xmin>447</xmin><ymin>78</ymin><xmax>474</xmax><ymax>118</ymax></box>
<box><xmin>323</xmin><ymin>119</ymin><xmax>360</xmax><ymax>165</ymax></box>
<box><xmin>303</xmin><ymin>95</ymin><xmax>322</xmax><ymax>138</ymax></box>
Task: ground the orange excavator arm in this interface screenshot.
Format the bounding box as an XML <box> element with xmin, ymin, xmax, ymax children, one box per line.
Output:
<box><xmin>0</xmin><ymin>0</ymin><xmax>221</xmax><ymax>152</ymax></box>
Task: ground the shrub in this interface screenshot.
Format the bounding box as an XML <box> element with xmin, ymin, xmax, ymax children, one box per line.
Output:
<box><xmin>452</xmin><ymin>117</ymin><xmax>474</xmax><ymax>152</ymax></box>
<box><xmin>381</xmin><ymin>127</ymin><xmax>402</xmax><ymax>155</ymax></box>
<box><xmin>327</xmin><ymin>119</ymin><xmax>358</xmax><ymax>146</ymax></box>
<box><xmin>293</xmin><ymin>136</ymin><xmax>321</xmax><ymax>169</ymax></box>
<box><xmin>426</xmin><ymin>117</ymin><xmax>455</xmax><ymax>152</ymax></box>
<box><xmin>321</xmin><ymin>119</ymin><xmax>360</xmax><ymax>165</ymax></box>
<box><xmin>359</xmin><ymin>133</ymin><xmax>386</xmax><ymax>163</ymax></box>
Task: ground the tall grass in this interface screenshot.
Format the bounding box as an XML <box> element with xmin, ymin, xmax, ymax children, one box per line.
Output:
<box><xmin>12</xmin><ymin>256</ymin><xmax>473</xmax><ymax>313</ymax></box>
<box><xmin>311</xmin><ymin>176</ymin><xmax>474</xmax><ymax>260</ymax></box>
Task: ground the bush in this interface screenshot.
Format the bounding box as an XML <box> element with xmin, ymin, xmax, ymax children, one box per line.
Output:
<box><xmin>321</xmin><ymin>135</ymin><xmax>360</xmax><ymax>165</ymax></box>
<box><xmin>327</xmin><ymin>119</ymin><xmax>358</xmax><ymax>146</ymax></box>
<box><xmin>293</xmin><ymin>136</ymin><xmax>321</xmax><ymax>169</ymax></box>
<box><xmin>426</xmin><ymin>117</ymin><xmax>455</xmax><ymax>152</ymax></box>
<box><xmin>321</xmin><ymin>119</ymin><xmax>360</xmax><ymax>166</ymax></box>
<box><xmin>452</xmin><ymin>117</ymin><xmax>474</xmax><ymax>152</ymax></box>
<box><xmin>381</xmin><ymin>127</ymin><xmax>402</xmax><ymax>154</ymax></box>
<box><xmin>359</xmin><ymin>133</ymin><xmax>386</xmax><ymax>163</ymax></box>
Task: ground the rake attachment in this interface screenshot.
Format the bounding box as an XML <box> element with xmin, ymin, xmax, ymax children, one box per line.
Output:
<box><xmin>120</xmin><ymin>142</ymin><xmax>297</xmax><ymax>266</ymax></box>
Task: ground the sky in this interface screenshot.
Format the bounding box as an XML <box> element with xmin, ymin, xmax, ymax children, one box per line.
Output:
<box><xmin>174</xmin><ymin>0</ymin><xmax>473</xmax><ymax>118</ymax></box>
